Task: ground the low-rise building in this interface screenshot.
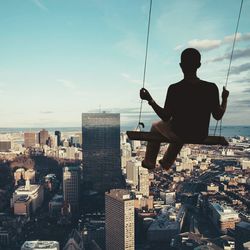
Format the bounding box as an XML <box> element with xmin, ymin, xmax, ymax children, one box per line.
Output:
<box><xmin>13</xmin><ymin>195</ymin><xmax>31</xmax><ymax>216</ymax></box>
<box><xmin>209</xmin><ymin>203</ymin><xmax>240</xmax><ymax>233</ymax></box>
<box><xmin>11</xmin><ymin>180</ymin><xmax>44</xmax><ymax>213</ymax></box>
<box><xmin>21</xmin><ymin>241</ymin><xmax>60</xmax><ymax>250</ymax></box>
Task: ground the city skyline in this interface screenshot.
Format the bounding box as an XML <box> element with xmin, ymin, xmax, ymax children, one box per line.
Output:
<box><xmin>0</xmin><ymin>0</ymin><xmax>250</xmax><ymax>127</ymax></box>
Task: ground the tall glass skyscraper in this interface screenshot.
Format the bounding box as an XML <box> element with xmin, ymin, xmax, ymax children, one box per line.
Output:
<box><xmin>82</xmin><ymin>113</ymin><xmax>124</xmax><ymax>193</ymax></box>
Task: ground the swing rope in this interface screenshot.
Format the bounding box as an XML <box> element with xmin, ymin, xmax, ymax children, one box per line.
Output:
<box><xmin>214</xmin><ymin>0</ymin><xmax>244</xmax><ymax>136</ymax></box>
<box><xmin>136</xmin><ymin>0</ymin><xmax>244</xmax><ymax>137</ymax></box>
<box><xmin>137</xmin><ymin>0</ymin><xmax>153</xmax><ymax>130</ymax></box>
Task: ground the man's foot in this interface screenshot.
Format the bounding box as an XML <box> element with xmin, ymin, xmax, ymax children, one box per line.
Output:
<box><xmin>159</xmin><ymin>159</ymin><xmax>173</xmax><ymax>171</ymax></box>
<box><xmin>142</xmin><ymin>160</ymin><xmax>155</xmax><ymax>170</ymax></box>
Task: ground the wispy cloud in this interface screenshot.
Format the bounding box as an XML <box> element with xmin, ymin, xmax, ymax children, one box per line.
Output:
<box><xmin>57</xmin><ymin>79</ymin><xmax>77</xmax><ymax>90</ymax></box>
<box><xmin>231</xmin><ymin>63</ymin><xmax>250</xmax><ymax>75</ymax></box>
<box><xmin>121</xmin><ymin>73</ymin><xmax>142</xmax><ymax>85</ymax></box>
<box><xmin>178</xmin><ymin>32</ymin><xmax>250</xmax><ymax>52</ymax></box>
<box><xmin>174</xmin><ymin>44</ymin><xmax>183</xmax><ymax>51</ymax></box>
<box><xmin>233</xmin><ymin>99</ymin><xmax>250</xmax><ymax>107</ymax></box>
<box><xmin>208</xmin><ymin>48</ymin><xmax>250</xmax><ymax>63</ymax></box>
<box><xmin>232</xmin><ymin>76</ymin><xmax>250</xmax><ymax>84</ymax></box>
<box><xmin>31</xmin><ymin>0</ymin><xmax>48</xmax><ymax>11</ymax></box>
<box><xmin>188</xmin><ymin>39</ymin><xmax>222</xmax><ymax>51</ymax></box>
<box><xmin>224</xmin><ymin>32</ymin><xmax>250</xmax><ymax>43</ymax></box>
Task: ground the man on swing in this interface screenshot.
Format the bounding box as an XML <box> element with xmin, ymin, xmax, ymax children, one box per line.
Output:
<box><xmin>140</xmin><ymin>48</ymin><xmax>229</xmax><ymax>171</ymax></box>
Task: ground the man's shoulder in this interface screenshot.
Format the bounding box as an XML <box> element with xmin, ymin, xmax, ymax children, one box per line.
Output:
<box><xmin>168</xmin><ymin>79</ymin><xmax>218</xmax><ymax>92</ymax></box>
<box><xmin>199</xmin><ymin>80</ymin><xmax>218</xmax><ymax>88</ymax></box>
<box><xmin>168</xmin><ymin>80</ymin><xmax>183</xmax><ymax>89</ymax></box>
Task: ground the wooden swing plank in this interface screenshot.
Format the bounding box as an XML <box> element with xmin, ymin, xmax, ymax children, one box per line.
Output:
<box><xmin>127</xmin><ymin>131</ymin><xmax>228</xmax><ymax>146</ymax></box>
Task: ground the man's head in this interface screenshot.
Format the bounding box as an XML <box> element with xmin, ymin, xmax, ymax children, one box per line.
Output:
<box><xmin>180</xmin><ymin>48</ymin><xmax>201</xmax><ymax>75</ymax></box>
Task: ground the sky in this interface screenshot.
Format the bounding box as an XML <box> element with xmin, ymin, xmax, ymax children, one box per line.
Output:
<box><xmin>0</xmin><ymin>0</ymin><xmax>250</xmax><ymax>128</ymax></box>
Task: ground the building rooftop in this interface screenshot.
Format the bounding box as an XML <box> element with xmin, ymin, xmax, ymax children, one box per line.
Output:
<box><xmin>15</xmin><ymin>184</ymin><xmax>40</xmax><ymax>193</ymax></box>
<box><xmin>236</xmin><ymin>221</ymin><xmax>250</xmax><ymax>230</ymax></box>
<box><xmin>16</xmin><ymin>195</ymin><xmax>30</xmax><ymax>202</ymax></box>
<box><xmin>105</xmin><ymin>189</ymin><xmax>131</xmax><ymax>201</ymax></box>
<box><xmin>148</xmin><ymin>219</ymin><xmax>179</xmax><ymax>231</ymax></box>
<box><xmin>212</xmin><ymin>203</ymin><xmax>238</xmax><ymax>216</ymax></box>
<box><xmin>21</xmin><ymin>241</ymin><xmax>59</xmax><ymax>249</ymax></box>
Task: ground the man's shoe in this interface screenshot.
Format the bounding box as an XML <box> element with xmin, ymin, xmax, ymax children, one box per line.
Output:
<box><xmin>142</xmin><ymin>160</ymin><xmax>155</xmax><ymax>170</ymax></box>
<box><xmin>159</xmin><ymin>159</ymin><xmax>172</xmax><ymax>171</ymax></box>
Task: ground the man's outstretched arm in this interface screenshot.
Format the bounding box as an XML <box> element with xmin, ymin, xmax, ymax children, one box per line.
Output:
<box><xmin>140</xmin><ymin>88</ymin><xmax>171</xmax><ymax>122</ymax></box>
<box><xmin>212</xmin><ymin>87</ymin><xmax>229</xmax><ymax>120</ymax></box>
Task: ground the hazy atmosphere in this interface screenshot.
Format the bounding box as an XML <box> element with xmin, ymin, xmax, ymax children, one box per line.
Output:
<box><xmin>0</xmin><ymin>0</ymin><xmax>250</xmax><ymax>127</ymax></box>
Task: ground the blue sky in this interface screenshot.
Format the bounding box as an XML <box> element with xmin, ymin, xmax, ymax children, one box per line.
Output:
<box><xmin>0</xmin><ymin>0</ymin><xmax>250</xmax><ymax>128</ymax></box>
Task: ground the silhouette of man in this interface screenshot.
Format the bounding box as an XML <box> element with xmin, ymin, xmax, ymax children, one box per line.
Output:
<box><xmin>140</xmin><ymin>48</ymin><xmax>229</xmax><ymax>170</ymax></box>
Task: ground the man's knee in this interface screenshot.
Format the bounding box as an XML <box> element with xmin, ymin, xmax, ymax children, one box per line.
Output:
<box><xmin>150</xmin><ymin>121</ymin><xmax>159</xmax><ymax>132</ymax></box>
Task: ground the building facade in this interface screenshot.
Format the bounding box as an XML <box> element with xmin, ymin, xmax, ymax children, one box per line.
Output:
<box><xmin>63</xmin><ymin>166</ymin><xmax>80</xmax><ymax>211</ymax></box>
<box><xmin>0</xmin><ymin>140</ymin><xmax>11</xmax><ymax>152</ymax></box>
<box><xmin>39</xmin><ymin>129</ymin><xmax>49</xmax><ymax>146</ymax></box>
<box><xmin>21</xmin><ymin>241</ymin><xmax>60</xmax><ymax>250</ymax></box>
<box><xmin>82</xmin><ymin>113</ymin><xmax>123</xmax><ymax>193</ymax></box>
<box><xmin>105</xmin><ymin>189</ymin><xmax>134</xmax><ymax>250</ymax></box>
<box><xmin>24</xmin><ymin>132</ymin><xmax>36</xmax><ymax>148</ymax></box>
<box><xmin>12</xmin><ymin>180</ymin><xmax>44</xmax><ymax>213</ymax></box>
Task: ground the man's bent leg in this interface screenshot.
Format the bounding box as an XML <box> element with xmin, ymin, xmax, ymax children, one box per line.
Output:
<box><xmin>142</xmin><ymin>122</ymin><xmax>161</xmax><ymax>170</ymax></box>
<box><xmin>160</xmin><ymin>143</ymin><xmax>184</xmax><ymax>170</ymax></box>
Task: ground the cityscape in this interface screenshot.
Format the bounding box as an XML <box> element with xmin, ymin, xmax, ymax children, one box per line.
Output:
<box><xmin>0</xmin><ymin>0</ymin><xmax>250</xmax><ymax>250</ymax></box>
<box><xmin>0</xmin><ymin>113</ymin><xmax>249</xmax><ymax>250</ymax></box>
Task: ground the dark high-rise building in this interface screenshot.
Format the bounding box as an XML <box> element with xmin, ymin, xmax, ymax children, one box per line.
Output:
<box><xmin>63</xmin><ymin>165</ymin><xmax>80</xmax><ymax>212</ymax></box>
<box><xmin>55</xmin><ymin>131</ymin><xmax>61</xmax><ymax>146</ymax></box>
<box><xmin>235</xmin><ymin>221</ymin><xmax>250</xmax><ymax>250</ymax></box>
<box><xmin>82</xmin><ymin>113</ymin><xmax>124</xmax><ymax>193</ymax></box>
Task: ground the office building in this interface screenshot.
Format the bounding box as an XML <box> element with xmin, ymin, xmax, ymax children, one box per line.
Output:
<box><xmin>209</xmin><ymin>203</ymin><xmax>240</xmax><ymax>232</ymax></box>
<box><xmin>55</xmin><ymin>131</ymin><xmax>61</xmax><ymax>146</ymax></box>
<box><xmin>82</xmin><ymin>113</ymin><xmax>123</xmax><ymax>193</ymax></box>
<box><xmin>160</xmin><ymin>191</ymin><xmax>176</xmax><ymax>205</ymax></box>
<box><xmin>63</xmin><ymin>166</ymin><xmax>80</xmax><ymax>211</ymax></box>
<box><xmin>121</xmin><ymin>142</ymin><xmax>132</xmax><ymax>169</ymax></box>
<box><xmin>105</xmin><ymin>189</ymin><xmax>134</xmax><ymax>250</ymax></box>
<box><xmin>235</xmin><ymin>221</ymin><xmax>250</xmax><ymax>250</ymax></box>
<box><xmin>134</xmin><ymin>195</ymin><xmax>153</xmax><ymax>210</ymax></box>
<box><xmin>70</xmin><ymin>135</ymin><xmax>81</xmax><ymax>147</ymax></box>
<box><xmin>0</xmin><ymin>140</ymin><xmax>11</xmax><ymax>152</ymax></box>
<box><xmin>12</xmin><ymin>180</ymin><xmax>44</xmax><ymax>213</ymax></box>
<box><xmin>138</xmin><ymin>167</ymin><xmax>149</xmax><ymax>197</ymax></box>
<box><xmin>13</xmin><ymin>195</ymin><xmax>31</xmax><ymax>216</ymax></box>
<box><xmin>126</xmin><ymin>159</ymin><xmax>140</xmax><ymax>187</ymax></box>
<box><xmin>39</xmin><ymin>129</ymin><xmax>49</xmax><ymax>146</ymax></box>
<box><xmin>131</xmin><ymin>128</ymin><xmax>141</xmax><ymax>151</ymax></box>
<box><xmin>24</xmin><ymin>132</ymin><xmax>36</xmax><ymax>148</ymax></box>
<box><xmin>21</xmin><ymin>241</ymin><xmax>59</xmax><ymax>250</ymax></box>
<box><xmin>49</xmin><ymin>194</ymin><xmax>64</xmax><ymax>217</ymax></box>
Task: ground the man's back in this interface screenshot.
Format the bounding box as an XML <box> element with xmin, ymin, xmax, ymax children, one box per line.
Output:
<box><xmin>165</xmin><ymin>79</ymin><xmax>220</xmax><ymax>141</ymax></box>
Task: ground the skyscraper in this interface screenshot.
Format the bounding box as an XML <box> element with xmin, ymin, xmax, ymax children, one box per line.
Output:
<box><xmin>63</xmin><ymin>166</ymin><xmax>80</xmax><ymax>212</ymax></box>
<box><xmin>55</xmin><ymin>131</ymin><xmax>61</xmax><ymax>146</ymax></box>
<box><xmin>138</xmin><ymin>167</ymin><xmax>149</xmax><ymax>197</ymax></box>
<box><xmin>105</xmin><ymin>189</ymin><xmax>134</xmax><ymax>250</ymax></box>
<box><xmin>24</xmin><ymin>132</ymin><xmax>36</xmax><ymax>148</ymax></box>
<box><xmin>82</xmin><ymin>113</ymin><xmax>124</xmax><ymax>193</ymax></box>
<box><xmin>39</xmin><ymin>129</ymin><xmax>49</xmax><ymax>146</ymax></box>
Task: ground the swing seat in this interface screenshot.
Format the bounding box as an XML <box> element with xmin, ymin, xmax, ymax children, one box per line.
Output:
<box><xmin>126</xmin><ymin>131</ymin><xmax>228</xmax><ymax>146</ymax></box>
